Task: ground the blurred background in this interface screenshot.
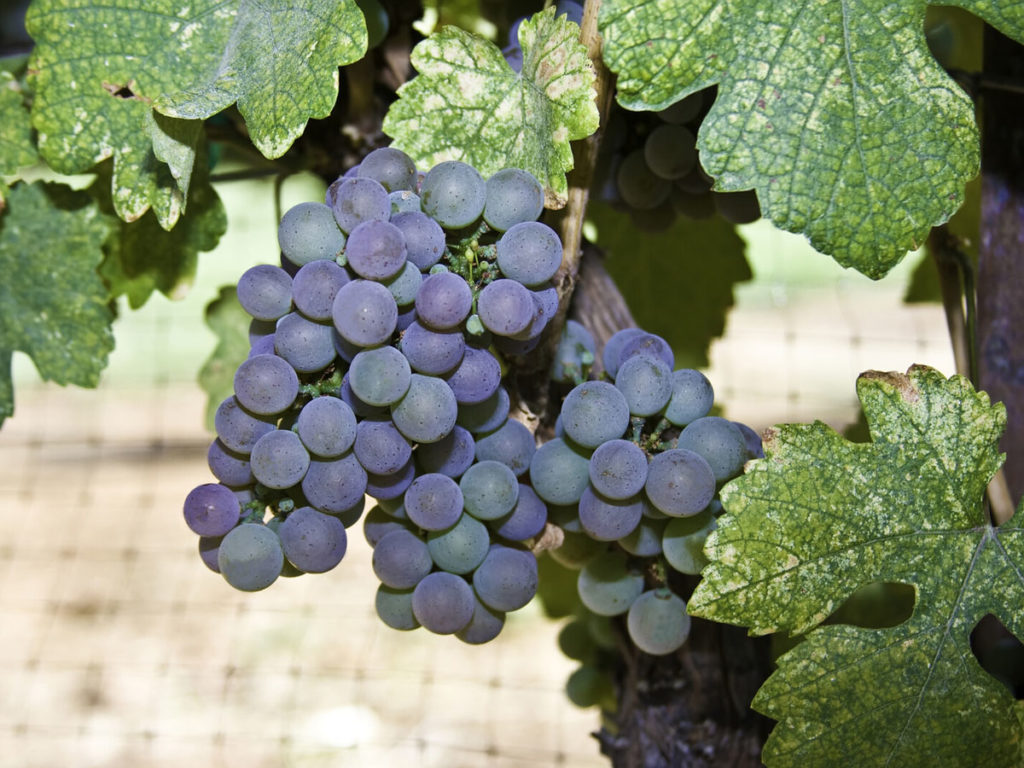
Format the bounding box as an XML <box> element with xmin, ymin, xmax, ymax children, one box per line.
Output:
<box><xmin>0</xmin><ymin>171</ymin><xmax>955</xmax><ymax>768</ymax></box>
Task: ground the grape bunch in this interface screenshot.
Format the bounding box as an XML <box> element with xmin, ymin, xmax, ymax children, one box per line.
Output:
<box><xmin>530</xmin><ymin>326</ymin><xmax>761</xmax><ymax>675</ymax></box>
<box><xmin>183</xmin><ymin>148</ymin><xmax>567</xmax><ymax>643</ymax></box>
<box><xmin>592</xmin><ymin>92</ymin><xmax>762</xmax><ymax>231</ymax></box>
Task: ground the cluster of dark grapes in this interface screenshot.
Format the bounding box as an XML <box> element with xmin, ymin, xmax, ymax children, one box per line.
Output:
<box><xmin>183</xmin><ymin>147</ymin><xmax>567</xmax><ymax>643</ymax></box>
<box><xmin>592</xmin><ymin>91</ymin><xmax>762</xmax><ymax>231</ymax></box>
<box><xmin>527</xmin><ymin>328</ymin><xmax>761</xmax><ymax>699</ymax></box>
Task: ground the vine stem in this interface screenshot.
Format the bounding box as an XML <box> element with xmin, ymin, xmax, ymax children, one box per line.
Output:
<box><xmin>553</xmin><ymin>0</ymin><xmax>614</xmax><ymax>305</ymax></box>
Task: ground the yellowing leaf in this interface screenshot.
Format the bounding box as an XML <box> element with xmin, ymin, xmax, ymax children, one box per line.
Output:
<box><xmin>384</xmin><ymin>8</ymin><xmax>598</xmax><ymax>207</ymax></box>
<box><xmin>599</xmin><ymin>0</ymin><xmax>1024</xmax><ymax>277</ymax></box>
<box><xmin>690</xmin><ymin>366</ymin><xmax>1024</xmax><ymax>765</ymax></box>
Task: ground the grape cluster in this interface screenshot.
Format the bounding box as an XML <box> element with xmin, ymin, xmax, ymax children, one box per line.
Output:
<box><xmin>183</xmin><ymin>148</ymin><xmax>566</xmax><ymax>643</ymax></box>
<box><xmin>530</xmin><ymin>327</ymin><xmax>761</xmax><ymax>681</ymax></box>
<box><xmin>591</xmin><ymin>92</ymin><xmax>761</xmax><ymax>230</ymax></box>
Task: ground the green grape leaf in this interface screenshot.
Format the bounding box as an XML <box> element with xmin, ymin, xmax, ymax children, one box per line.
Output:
<box><xmin>152</xmin><ymin>0</ymin><xmax>367</xmax><ymax>159</ymax></box>
<box><xmin>198</xmin><ymin>286</ymin><xmax>250</xmax><ymax>431</ymax></box>
<box><xmin>587</xmin><ymin>201</ymin><xmax>750</xmax><ymax>368</ymax></box>
<box><xmin>0</xmin><ymin>181</ymin><xmax>116</xmax><ymax>426</ymax></box>
<box><xmin>93</xmin><ymin>155</ymin><xmax>227</xmax><ymax>309</ymax></box>
<box><xmin>383</xmin><ymin>7</ymin><xmax>599</xmax><ymax>208</ymax></box>
<box><xmin>689</xmin><ymin>365</ymin><xmax>1024</xmax><ymax>766</ymax></box>
<box><xmin>598</xmin><ymin>1</ymin><xmax>1024</xmax><ymax>278</ymax></box>
<box><xmin>25</xmin><ymin>1</ymin><xmax>365</xmax><ymax>227</ymax></box>
<box><xmin>0</xmin><ymin>71</ymin><xmax>36</xmax><ymax>177</ymax></box>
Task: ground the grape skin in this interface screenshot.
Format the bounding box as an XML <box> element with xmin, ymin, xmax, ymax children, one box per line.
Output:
<box><xmin>372</xmin><ymin>528</ymin><xmax>432</xmax><ymax>589</ymax></box>
<box><xmin>278</xmin><ymin>507</ymin><xmax>348</xmax><ymax>573</ymax></box>
<box><xmin>472</xmin><ymin>545</ymin><xmax>538</xmax><ymax>612</ymax></box>
<box><xmin>577</xmin><ymin>550</ymin><xmax>644</xmax><ymax>616</ymax></box>
<box><xmin>184</xmin><ymin>483</ymin><xmax>241</xmax><ymax>537</ymax></box>
<box><xmin>412</xmin><ymin>571</ymin><xmax>476</xmax><ymax>635</ymax></box>
<box><xmin>626</xmin><ymin>588</ymin><xmax>691</xmax><ymax>655</ymax></box>
<box><xmin>250</xmin><ymin>429</ymin><xmax>311</xmax><ymax>490</ymax></box>
<box><xmin>218</xmin><ymin>524</ymin><xmax>284</xmax><ymax>592</ymax></box>
<box><xmin>427</xmin><ymin>512</ymin><xmax>490</xmax><ymax>574</ymax></box>
<box><xmin>560</xmin><ymin>381</ymin><xmax>630</xmax><ymax>449</ymax></box>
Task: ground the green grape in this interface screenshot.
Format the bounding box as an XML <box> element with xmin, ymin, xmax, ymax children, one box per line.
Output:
<box><xmin>565</xmin><ymin>664</ymin><xmax>616</xmax><ymax>709</ymax></box>
<box><xmin>626</xmin><ymin>588</ymin><xmax>691</xmax><ymax>656</ymax></box>
<box><xmin>577</xmin><ymin>550</ymin><xmax>644</xmax><ymax>616</ymax></box>
<box><xmin>662</xmin><ymin>507</ymin><xmax>717</xmax><ymax>575</ymax></box>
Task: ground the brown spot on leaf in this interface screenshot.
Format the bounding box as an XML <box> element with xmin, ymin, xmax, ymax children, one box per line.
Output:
<box><xmin>757</xmin><ymin>98</ymin><xmax>766</xmax><ymax>110</ymax></box>
<box><xmin>859</xmin><ymin>369</ymin><xmax>921</xmax><ymax>403</ymax></box>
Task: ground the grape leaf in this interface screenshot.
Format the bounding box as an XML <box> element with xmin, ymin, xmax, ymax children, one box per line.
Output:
<box><xmin>598</xmin><ymin>1</ymin><xmax>1024</xmax><ymax>278</ymax></box>
<box><xmin>0</xmin><ymin>182</ymin><xmax>116</xmax><ymax>426</ymax></box>
<box><xmin>383</xmin><ymin>7</ymin><xmax>599</xmax><ymax>208</ymax></box>
<box><xmin>198</xmin><ymin>286</ymin><xmax>250</xmax><ymax>430</ymax></box>
<box><xmin>689</xmin><ymin>365</ymin><xmax>1024</xmax><ymax>766</ymax></box>
<box><xmin>587</xmin><ymin>201</ymin><xmax>750</xmax><ymax>368</ymax></box>
<box><xmin>25</xmin><ymin>0</ymin><xmax>365</xmax><ymax>227</ymax></box>
<box><xmin>93</xmin><ymin>156</ymin><xmax>227</xmax><ymax>309</ymax></box>
<box><xmin>0</xmin><ymin>71</ymin><xmax>36</xmax><ymax>177</ymax></box>
<box><xmin>152</xmin><ymin>0</ymin><xmax>367</xmax><ymax>158</ymax></box>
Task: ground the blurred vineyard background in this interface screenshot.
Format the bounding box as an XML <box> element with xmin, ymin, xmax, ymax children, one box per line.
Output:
<box><xmin>0</xmin><ymin>169</ymin><xmax>956</xmax><ymax>767</ymax></box>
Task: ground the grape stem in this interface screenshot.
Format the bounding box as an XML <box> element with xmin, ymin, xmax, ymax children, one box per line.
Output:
<box><xmin>549</xmin><ymin>0</ymin><xmax>612</xmax><ymax>343</ymax></box>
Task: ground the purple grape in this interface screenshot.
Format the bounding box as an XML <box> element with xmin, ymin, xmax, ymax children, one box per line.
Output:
<box><xmin>412</xmin><ymin>571</ymin><xmax>476</xmax><ymax>635</ymax></box>
<box><xmin>474</xmin><ymin>418</ymin><xmax>536</xmax><ymax>477</ymax></box>
<box><xmin>302</xmin><ymin>454</ymin><xmax>368</xmax><ymax>514</ymax></box>
<box><xmin>327</xmin><ymin>176</ymin><xmax>390</xmax><ymax>233</ymax></box>
<box><xmin>278</xmin><ymin>507</ymin><xmax>348</xmax><ymax>573</ymax></box>
<box><xmin>237</xmin><ymin>264</ymin><xmax>293</xmax><ymax>321</ymax></box>
<box><xmin>578</xmin><ymin>486</ymin><xmax>644</xmax><ymax>541</ymax></box>
<box><xmin>184</xmin><ymin>483</ymin><xmax>241</xmax><ymax>537</ymax></box>
<box><xmin>295</xmin><ymin>396</ymin><xmax>357</xmax><ymax>458</ymax></box>
<box><xmin>644</xmin><ymin>449</ymin><xmax>715</xmax><ymax>517</ymax></box>
<box><xmin>292</xmin><ymin>259</ymin><xmax>350</xmax><ymax>321</ymax></box>
<box><xmin>207</xmin><ymin>438</ymin><xmax>253</xmax><ymax>487</ymax></box>
<box><xmin>415</xmin><ymin>271</ymin><xmax>473</xmax><ymax>330</ymax></box>
<box><xmin>332</xmin><ymin>279</ymin><xmax>398</xmax><ymax>347</ymax></box>
<box><xmin>457</xmin><ymin>386</ymin><xmax>510</xmax><ymax>435</ymax></box>
<box><xmin>456</xmin><ymin>596</ymin><xmax>505</xmax><ymax>644</ymax></box>
<box><xmin>415</xmin><ymin>425</ymin><xmax>476</xmax><ymax>478</ymax></box>
<box><xmin>372</xmin><ymin>528</ymin><xmax>432</xmax><ymax>589</ymax></box>
<box><xmin>492</xmin><ymin>484</ymin><xmax>547</xmax><ymax>541</ymax></box>
<box><xmin>477</xmin><ymin>278</ymin><xmax>534</xmax><ymax>336</ymax></box>
<box><xmin>366</xmin><ymin>459</ymin><xmax>417</xmax><ymax>501</ymax></box>
<box><xmin>399</xmin><ymin>320</ymin><xmax>465</xmax><ymax>375</ymax></box>
<box><xmin>349</xmin><ymin>346</ymin><xmax>412</xmax><ymax>407</ymax></box>
<box><xmin>588</xmin><ymin>438</ymin><xmax>648</xmax><ymax>500</ymax></box>
<box><xmin>618</xmin><ymin>331</ymin><xmax>674</xmax><ymax>371</ymax></box>
<box><xmin>390</xmin><ymin>373</ymin><xmax>458</xmax><ymax>443</ymax></box>
<box><xmin>344</xmin><ymin>219</ymin><xmax>408</xmax><ymax>280</ymax></box>
<box><xmin>444</xmin><ymin>345</ymin><xmax>501</xmax><ymax>405</ymax></box>
<box><xmin>419</xmin><ymin>161</ymin><xmax>486</xmax><ymax>229</ymax></box>
<box><xmin>277</xmin><ymin>202</ymin><xmax>347</xmax><ymax>266</ymax></box>
<box><xmin>390</xmin><ymin>211</ymin><xmax>446</xmax><ymax>270</ymax></box>
<box><xmin>274</xmin><ymin>312</ymin><xmax>337</xmax><ymax>373</ymax></box>
<box><xmin>217</xmin><ymin>523</ymin><xmax>284</xmax><ymax>592</ymax></box>
<box><xmin>472</xmin><ymin>545</ymin><xmax>538</xmax><ymax>612</ymax></box>
<box><xmin>233</xmin><ymin>354</ymin><xmax>299</xmax><ymax>416</ymax></box>
<box><xmin>354</xmin><ymin>419</ymin><xmax>412</xmax><ymax>475</ymax></box>
<box><xmin>403</xmin><ymin>473</ymin><xmax>464</xmax><ymax>531</ymax></box>
<box><xmin>250</xmin><ymin>429</ymin><xmax>311</xmax><ymax>490</ymax></box>
<box><xmin>357</xmin><ymin>146</ymin><xmax>417</xmax><ymax>192</ymax></box>
<box><xmin>214</xmin><ymin>396</ymin><xmax>276</xmax><ymax>455</ymax></box>
<box><xmin>495</xmin><ymin>221</ymin><xmax>563</xmax><ymax>287</ymax></box>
